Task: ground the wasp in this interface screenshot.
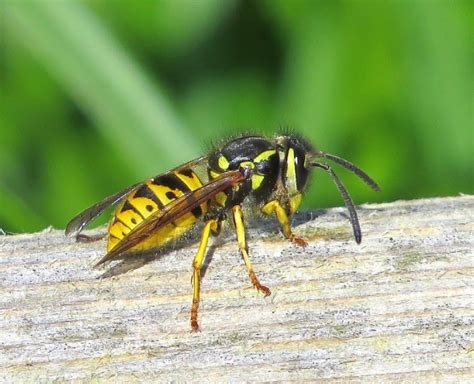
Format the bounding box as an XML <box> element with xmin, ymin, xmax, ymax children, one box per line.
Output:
<box><xmin>66</xmin><ymin>134</ymin><xmax>380</xmax><ymax>331</ymax></box>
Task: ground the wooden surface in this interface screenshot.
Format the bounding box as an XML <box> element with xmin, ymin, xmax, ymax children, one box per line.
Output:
<box><xmin>0</xmin><ymin>196</ymin><xmax>473</xmax><ymax>382</ymax></box>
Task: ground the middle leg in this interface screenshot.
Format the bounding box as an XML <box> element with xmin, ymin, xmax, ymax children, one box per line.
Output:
<box><xmin>232</xmin><ymin>205</ymin><xmax>270</xmax><ymax>296</ymax></box>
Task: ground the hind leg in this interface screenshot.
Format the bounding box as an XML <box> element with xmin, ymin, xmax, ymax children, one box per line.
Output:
<box><xmin>190</xmin><ymin>219</ymin><xmax>219</xmax><ymax>331</ymax></box>
<box><xmin>76</xmin><ymin>233</ymin><xmax>107</xmax><ymax>242</ymax></box>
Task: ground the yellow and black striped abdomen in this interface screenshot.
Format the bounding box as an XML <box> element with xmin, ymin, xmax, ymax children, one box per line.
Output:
<box><xmin>107</xmin><ymin>169</ymin><xmax>207</xmax><ymax>253</ymax></box>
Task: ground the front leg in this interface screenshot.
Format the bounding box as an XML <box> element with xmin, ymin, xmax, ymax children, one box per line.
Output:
<box><xmin>261</xmin><ymin>200</ymin><xmax>307</xmax><ymax>247</ymax></box>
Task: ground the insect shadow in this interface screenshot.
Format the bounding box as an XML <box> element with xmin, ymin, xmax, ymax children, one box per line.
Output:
<box><xmin>96</xmin><ymin>234</ymin><xmax>199</xmax><ymax>279</ymax></box>
<box><xmin>95</xmin><ymin>208</ymin><xmax>328</xmax><ymax>280</ymax></box>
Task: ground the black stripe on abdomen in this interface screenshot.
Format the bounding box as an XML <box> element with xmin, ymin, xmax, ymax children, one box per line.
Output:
<box><xmin>152</xmin><ymin>173</ymin><xmax>191</xmax><ymax>194</ymax></box>
<box><xmin>121</xmin><ymin>200</ymin><xmax>144</xmax><ymax>219</ymax></box>
<box><xmin>154</xmin><ymin>171</ymin><xmax>204</xmax><ymax>218</ymax></box>
<box><xmin>134</xmin><ymin>184</ymin><xmax>164</xmax><ymax>209</ymax></box>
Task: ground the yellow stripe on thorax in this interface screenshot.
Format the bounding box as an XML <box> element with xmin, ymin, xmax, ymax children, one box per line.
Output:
<box><xmin>254</xmin><ymin>149</ymin><xmax>276</xmax><ymax>162</ymax></box>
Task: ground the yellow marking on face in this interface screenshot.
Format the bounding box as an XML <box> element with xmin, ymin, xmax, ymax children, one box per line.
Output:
<box><xmin>286</xmin><ymin>148</ymin><xmax>298</xmax><ymax>195</ymax></box>
<box><xmin>289</xmin><ymin>193</ymin><xmax>302</xmax><ymax>214</ymax></box>
<box><xmin>251</xmin><ymin>174</ymin><xmax>264</xmax><ymax>190</ymax></box>
<box><xmin>218</xmin><ymin>155</ymin><xmax>230</xmax><ymax>170</ymax></box>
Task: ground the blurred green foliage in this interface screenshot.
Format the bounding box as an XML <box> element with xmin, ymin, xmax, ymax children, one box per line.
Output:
<box><xmin>0</xmin><ymin>0</ymin><xmax>472</xmax><ymax>233</ymax></box>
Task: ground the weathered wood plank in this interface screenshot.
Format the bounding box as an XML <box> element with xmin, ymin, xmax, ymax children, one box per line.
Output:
<box><xmin>0</xmin><ymin>196</ymin><xmax>473</xmax><ymax>382</ymax></box>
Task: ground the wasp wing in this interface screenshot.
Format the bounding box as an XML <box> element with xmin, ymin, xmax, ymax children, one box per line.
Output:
<box><xmin>65</xmin><ymin>183</ymin><xmax>141</xmax><ymax>237</ymax></box>
<box><xmin>95</xmin><ymin>168</ymin><xmax>248</xmax><ymax>266</ymax></box>
<box><xmin>65</xmin><ymin>156</ymin><xmax>208</xmax><ymax>237</ymax></box>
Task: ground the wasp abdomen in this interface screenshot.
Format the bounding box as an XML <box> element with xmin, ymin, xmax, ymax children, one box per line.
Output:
<box><xmin>107</xmin><ymin>170</ymin><xmax>207</xmax><ymax>252</ymax></box>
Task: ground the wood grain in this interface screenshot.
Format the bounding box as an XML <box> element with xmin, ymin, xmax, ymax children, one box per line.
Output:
<box><xmin>0</xmin><ymin>196</ymin><xmax>473</xmax><ymax>382</ymax></box>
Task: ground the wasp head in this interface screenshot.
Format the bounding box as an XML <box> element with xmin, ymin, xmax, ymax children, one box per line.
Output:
<box><xmin>275</xmin><ymin>135</ymin><xmax>315</xmax><ymax>214</ymax></box>
<box><xmin>275</xmin><ymin>134</ymin><xmax>380</xmax><ymax>218</ymax></box>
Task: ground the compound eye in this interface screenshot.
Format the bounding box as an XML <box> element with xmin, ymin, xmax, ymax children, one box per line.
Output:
<box><xmin>294</xmin><ymin>151</ymin><xmax>309</xmax><ymax>191</ymax></box>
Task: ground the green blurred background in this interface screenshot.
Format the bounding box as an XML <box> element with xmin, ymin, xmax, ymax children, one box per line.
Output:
<box><xmin>0</xmin><ymin>0</ymin><xmax>472</xmax><ymax>233</ymax></box>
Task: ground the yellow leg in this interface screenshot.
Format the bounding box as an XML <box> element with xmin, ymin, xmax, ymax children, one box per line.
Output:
<box><xmin>262</xmin><ymin>200</ymin><xmax>307</xmax><ymax>246</ymax></box>
<box><xmin>232</xmin><ymin>205</ymin><xmax>270</xmax><ymax>296</ymax></box>
<box><xmin>191</xmin><ymin>219</ymin><xmax>219</xmax><ymax>331</ymax></box>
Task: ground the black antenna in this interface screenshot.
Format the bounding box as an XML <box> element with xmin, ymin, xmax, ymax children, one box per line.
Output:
<box><xmin>315</xmin><ymin>152</ymin><xmax>380</xmax><ymax>192</ymax></box>
<box><xmin>312</xmin><ymin>162</ymin><xmax>362</xmax><ymax>244</ymax></box>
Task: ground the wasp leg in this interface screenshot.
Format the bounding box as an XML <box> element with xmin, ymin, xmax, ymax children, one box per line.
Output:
<box><xmin>232</xmin><ymin>205</ymin><xmax>271</xmax><ymax>296</ymax></box>
<box><xmin>76</xmin><ymin>233</ymin><xmax>107</xmax><ymax>242</ymax></box>
<box><xmin>261</xmin><ymin>200</ymin><xmax>307</xmax><ymax>247</ymax></box>
<box><xmin>191</xmin><ymin>219</ymin><xmax>219</xmax><ymax>332</ymax></box>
